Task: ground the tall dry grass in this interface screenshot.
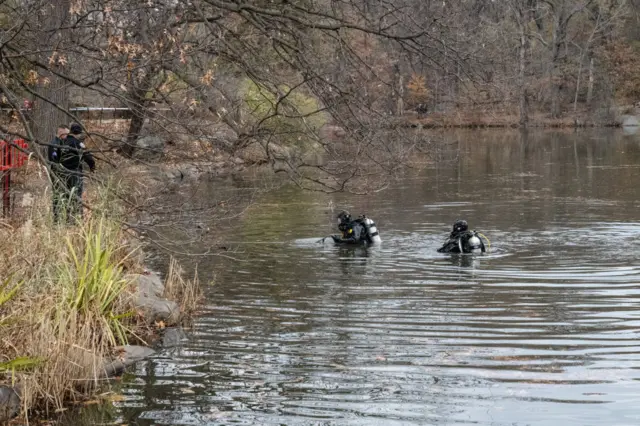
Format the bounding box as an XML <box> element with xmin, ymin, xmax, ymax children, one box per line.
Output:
<box><xmin>0</xmin><ymin>183</ymin><xmax>141</xmax><ymax>415</ymax></box>
<box><xmin>164</xmin><ymin>257</ymin><xmax>203</xmax><ymax>321</ymax></box>
<box><xmin>0</xmin><ymin>166</ymin><xmax>205</xmax><ymax>419</ymax></box>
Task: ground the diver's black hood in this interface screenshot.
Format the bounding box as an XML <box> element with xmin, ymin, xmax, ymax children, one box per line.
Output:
<box><xmin>453</xmin><ymin>219</ymin><xmax>468</xmax><ymax>233</ymax></box>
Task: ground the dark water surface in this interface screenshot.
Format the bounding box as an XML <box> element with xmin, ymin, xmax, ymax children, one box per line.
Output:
<box><xmin>73</xmin><ymin>130</ymin><xmax>640</xmax><ymax>425</ymax></box>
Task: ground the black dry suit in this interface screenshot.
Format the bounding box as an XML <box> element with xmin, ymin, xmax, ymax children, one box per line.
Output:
<box><xmin>49</xmin><ymin>130</ymin><xmax>95</xmax><ymax>222</ymax></box>
<box><xmin>332</xmin><ymin>211</ymin><xmax>378</xmax><ymax>245</ymax></box>
<box><xmin>437</xmin><ymin>219</ymin><xmax>486</xmax><ymax>254</ymax></box>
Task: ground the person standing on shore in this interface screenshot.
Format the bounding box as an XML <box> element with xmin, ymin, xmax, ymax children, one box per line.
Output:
<box><xmin>48</xmin><ymin>123</ymin><xmax>95</xmax><ymax>223</ymax></box>
<box><xmin>48</xmin><ymin>124</ymin><xmax>69</xmax><ymax>223</ymax></box>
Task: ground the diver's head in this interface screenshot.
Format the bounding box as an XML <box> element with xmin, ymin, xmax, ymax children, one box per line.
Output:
<box><xmin>337</xmin><ymin>210</ymin><xmax>351</xmax><ymax>224</ymax></box>
<box><xmin>337</xmin><ymin>210</ymin><xmax>352</xmax><ymax>233</ymax></box>
<box><xmin>452</xmin><ymin>219</ymin><xmax>468</xmax><ymax>233</ymax></box>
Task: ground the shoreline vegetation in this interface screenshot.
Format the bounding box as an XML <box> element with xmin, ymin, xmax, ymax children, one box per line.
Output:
<box><xmin>387</xmin><ymin>106</ymin><xmax>639</xmax><ymax>130</ymax></box>
<box><xmin>0</xmin><ymin>170</ymin><xmax>202</xmax><ymax>422</ymax></box>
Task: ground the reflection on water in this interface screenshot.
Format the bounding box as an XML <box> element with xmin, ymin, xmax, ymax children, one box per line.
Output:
<box><xmin>68</xmin><ymin>130</ymin><xmax>640</xmax><ymax>425</ymax></box>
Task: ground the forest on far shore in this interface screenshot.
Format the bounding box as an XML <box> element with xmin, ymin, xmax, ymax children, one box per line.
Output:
<box><xmin>1</xmin><ymin>1</ymin><xmax>639</xmax><ymax>190</ymax></box>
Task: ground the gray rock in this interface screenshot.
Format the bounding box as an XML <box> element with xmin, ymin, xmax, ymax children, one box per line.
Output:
<box><xmin>181</xmin><ymin>164</ymin><xmax>201</xmax><ymax>180</ymax></box>
<box><xmin>102</xmin><ymin>345</ymin><xmax>156</xmax><ymax>377</ymax></box>
<box><xmin>102</xmin><ymin>360</ymin><xmax>126</xmax><ymax>378</ymax></box>
<box><xmin>0</xmin><ymin>386</ymin><xmax>20</xmax><ymax>422</ymax></box>
<box><xmin>163</xmin><ymin>168</ymin><xmax>185</xmax><ymax>180</ymax></box>
<box><xmin>161</xmin><ymin>164</ymin><xmax>209</xmax><ymax>181</ymax></box>
<box><xmin>161</xmin><ymin>327</ymin><xmax>189</xmax><ymax>348</ymax></box>
<box><xmin>118</xmin><ymin>345</ymin><xmax>156</xmax><ymax>365</ymax></box>
<box><xmin>134</xmin><ymin>135</ymin><xmax>165</xmax><ymax>160</ymax></box>
<box><xmin>131</xmin><ymin>272</ymin><xmax>181</xmax><ymax>325</ymax></box>
<box><xmin>133</xmin><ymin>273</ymin><xmax>165</xmax><ymax>298</ymax></box>
<box><xmin>136</xmin><ymin>294</ymin><xmax>181</xmax><ymax>325</ymax></box>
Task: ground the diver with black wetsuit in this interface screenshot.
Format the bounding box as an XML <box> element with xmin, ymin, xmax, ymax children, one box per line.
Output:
<box><xmin>331</xmin><ymin>210</ymin><xmax>381</xmax><ymax>245</ymax></box>
<box><xmin>437</xmin><ymin>219</ymin><xmax>486</xmax><ymax>254</ymax></box>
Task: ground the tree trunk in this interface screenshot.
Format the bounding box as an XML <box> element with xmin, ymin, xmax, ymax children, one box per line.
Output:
<box><xmin>573</xmin><ymin>55</ymin><xmax>583</xmax><ymax>113</ymax></box>
<box><xmin>586</xmin><ymin>56</ymin><xmax>594</xmax><ymax>106</ymax></box>
<box><xmin>518</xmin><ymin>21</ymin><xmax>529</xmax><ymax>127</ymax></box>
<box><xmin>549</xmin><ymin>39</ymin><xmax>562</xmax><ymax>119</ymax></box>
<box><xmin>394</xmin><ymin>64</ymin><xmax>404</xmax><ymax>116</ymax></box>
<box><xmin>548</xmin><ymin>1</ymin><xmax>585</xmax><ymax>119</ymax></box>
<box><xmin>120</xmin><ymin>82</ymin><xmax>147</xmax><ymax>157</ymax></box>
<box><xmin>31</xmin><ymin>0</ymin><xmax>71</xmax><ymax>155</ymax></box>
<box><xmin>120</xmin><ymin>6</ymin><xmax>155</xmax><ymax>158</ymax></box>
<box><xmin>396</xmin><ymin>74</ymin><xmax>404</xmax><ymax>117</ymax></box>
<box><xmin>548</xmin><ymin>3</ymin><xmax>564</xmax><ymax>119</ymax></box>
<box><xmin>121</xmin><ymin>75</ymin><xmax>154</xmax><ymax>158</ymax></box>
<box><xmin>511</xmin><ymin>0</ymin><xmax>531</xmax><ymax>127</ymax></box>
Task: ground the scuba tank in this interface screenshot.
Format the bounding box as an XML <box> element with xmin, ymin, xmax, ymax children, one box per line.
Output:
<box><xmin>362</xmin><ymin>216</ymin><xmax>382</xmax><ymax>244</ymax></box>
<box><xmin>467</xmin><ymin>233</ymin><xmax>483</xmax><ymax>253</ymax></box>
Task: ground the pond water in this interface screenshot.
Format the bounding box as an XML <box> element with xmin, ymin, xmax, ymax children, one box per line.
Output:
<box><xmin>70</xmin><ymin>129</ymin><xmax>640</xmax><ymax>425</ymax></box>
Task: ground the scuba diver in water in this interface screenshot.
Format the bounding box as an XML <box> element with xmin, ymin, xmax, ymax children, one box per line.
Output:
<box><xmin>437</xmin><ymin>219</ymin><xmax>487</xmax><ymax>254</ymax></box>
<box><xmin>331</xmin><ymin>210</ymin><xmax>381</xmax><ymax>245</ymax></box>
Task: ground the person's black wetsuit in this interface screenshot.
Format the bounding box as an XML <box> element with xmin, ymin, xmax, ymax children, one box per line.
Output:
<box><xmin>437</xmin><ymin>219</ymin><xmax>486</xmax><ymax>254</ymax></box>
<box><xmin>332</xmin><ymin>211</ymin><xmax>371</xmax><ymax>245</ymax></box>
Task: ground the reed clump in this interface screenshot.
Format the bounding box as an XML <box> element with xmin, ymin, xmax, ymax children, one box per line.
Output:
<box><xmin>164</xmin><ymin>256</ymin><xmax>204</xmax><ymax>321</ymax></box>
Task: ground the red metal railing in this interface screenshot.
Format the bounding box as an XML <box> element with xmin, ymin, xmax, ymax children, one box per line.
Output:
<box><xmin>1</xmin><ymin>139</ymin><xmax>29</xmax><ymax>216</ymax></box>
<box><xmin>0</xmin><ymin>139</ymin><xmax>28</xmax><ymax>171</ymax></box>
